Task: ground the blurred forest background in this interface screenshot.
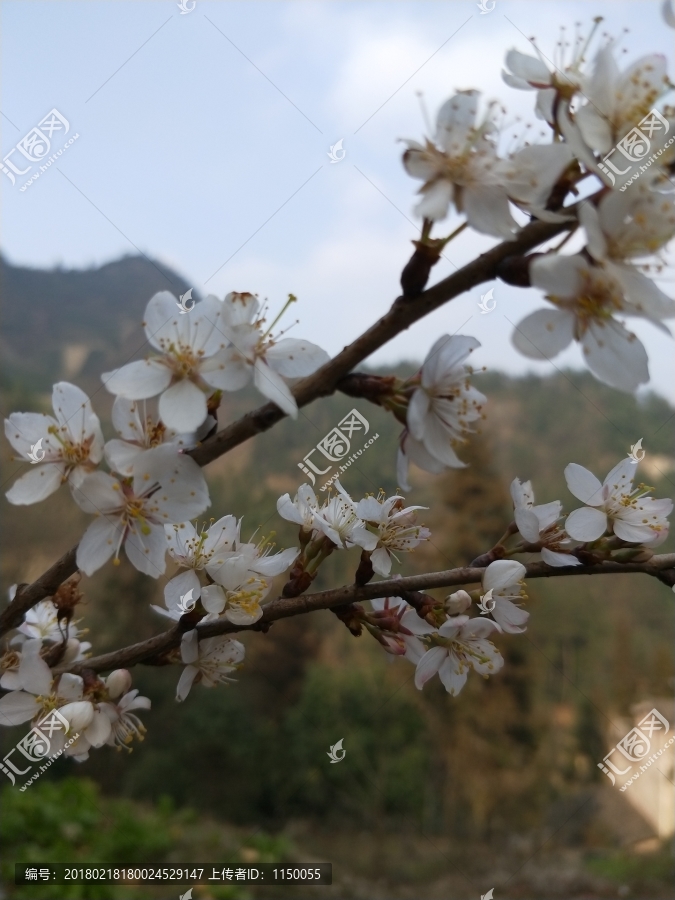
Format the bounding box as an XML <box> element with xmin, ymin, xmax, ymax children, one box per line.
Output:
<box><xmin>1</xmin><ymin>254</ymin><xmax>674</xmax><ymax>899</ymax></box>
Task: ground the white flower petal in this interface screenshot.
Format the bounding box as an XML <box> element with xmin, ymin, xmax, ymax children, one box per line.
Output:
<box><xmin>414</xmin><ymin>646</ymin><xmax>447</xmax><ymax>689</ymax></box>
<box><xmin>176</xmin><ymin>665</ymin><xmax>199</xmax><ymax>702</ymax></box>
<box><xmin>564</xmin><ymin>463</ymin><xmax>604</xmax><ymax>505</ymax></box>
<box><xmin>266</xmin><ymin>339</ymin><xmax>330</xmax><ymax>377</ymax></box>
<box><xmin>0</xmin><ymin>691</ymin><xmax>41</xmax><ymax>725</ymax></box>
<box><xmin>124</xmin><ymin>522</ymin><xmax>168</xmax><ymax>577</ymax></box>
<box><xmin>565</xmin><ymin>506</ymin><xmax>608</xmax><ymax>541</ymax></box>
<box><xmin>253</xmin><ymin>358</ymin><xmax>298</xmax><ymax>417</ymax></box>
<box><xmin>76</xmin><ymin>518</ymin><xmax>120</xmax><ymax>576</ymax></box>
<box><xmin>158</xmin><ymin>379</ymin><xmax>208</xmax><ymax>433</ymax></box>
<box><xmin>511</xmin><ymin>308</ymin><xmax>575</xmax><ymax>360</ymax></box>
<box><xmin>505</xmin><ymin>49</ymin><xmax>551</xmax><ymax>85</ymax></box>
<box><xmin>515</xmin><ymin>507</ymin><xmax>541</xmax><ymax>543</ymax></box>
<box><xmin>19</xmin><ymin>639</ymin><xmax>52</xmax><ymax>695</ymax></box>
<box><xmin>6</xmin><ymin>464</ymin><xmax>64</xmax><ymax>505</ymax></box>
<box><xmin>463</xmin><ymin>185</ymin><xmax>516</xmax><ymax>238</ymax></box>
<box><xmin>483</xmin><ymin>559</ymin><xmax>526</xmax><ymax>592</ymax></box>
<box><xmin>201</xmin><ymin>584</ymin><xmax>226</xmax><ymax>614</ymax></box>
<box><xmin>540</xmin><ymin>547</ymin><xmax>581</xmax><ymax>567</ymax></box>
<box><xmin>102</xmin><ymin>359</ymin><xmax>172</xmax><ymax>400</ymax></box>
<box><xmin>492</xmin><ymin>597</ymin><xmax>529</xmax><ymax>634</ymax></box>
<box><xmin>581</xmin><ymin>320</ymin><xmax>649</xmax><ymax>393</ymax></box>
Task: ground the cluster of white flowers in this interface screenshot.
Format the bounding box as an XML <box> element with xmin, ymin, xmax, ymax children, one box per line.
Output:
<box><xmin>0</xmin><ymin>600</ymin><xmax>149</xmax><ymax>761</ymax></box>
<box><xmin>403</xmin><ymin>32</ymin><xmax>675</xmax><ymax>393</ymax></box>
<box><xmin>508</xmin><ymin>456</ymin><xmax>672</xmax><ymax>563</ymax></box>
<box><xmin>2</xmin><ymin>13</ymin><xmax>673</xmax><ymax>768</ymax></box>
<box><xmin>277</xmin><ymin>481</ymin><xmax>430</xmax><ymax>577</ymax></box>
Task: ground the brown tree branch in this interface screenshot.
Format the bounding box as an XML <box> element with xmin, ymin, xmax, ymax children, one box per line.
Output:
<box><xmin>53</xmin><ymin>554</ymin><xmax>675</xmax><ymax>677</ymax></box>
<box><xmin>1</xmin><ymin>215</ymin><xmax>573</xmax><ymax>638</ymax></box>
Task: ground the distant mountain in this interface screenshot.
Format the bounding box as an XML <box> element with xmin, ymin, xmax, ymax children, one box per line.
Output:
<box><xmin>0</xmin><ymin>253</ymin><xmax>193</xmax><ymax>390</ymax></box>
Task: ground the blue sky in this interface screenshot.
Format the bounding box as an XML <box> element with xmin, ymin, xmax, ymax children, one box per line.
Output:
<box><xmin>2</xmin><ymin>0</ymin><xmax>674</xmax><ymax>400</ymax></box>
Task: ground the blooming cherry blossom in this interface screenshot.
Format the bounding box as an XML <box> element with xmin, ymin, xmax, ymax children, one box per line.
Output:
<box><xmin>513</xmin><ymin>254</ymin><xmax>653</xmax><ymax>393</ymax></box>
<box><xmin>102</xmin><ymin>291</ymin><xmax>238</xmax><ymax>433</ymax></box>
<box><xmin>574</xmin><ymin>47</ymin><xmax>671</xmax><ymax>157</ymax></box>
<box><xmin>105</xmin><ymin>397</ymin><xmax>215</xmax><ymax>476</ymax></box>
<box><xmin>202</xmin><ymin>539</ymin><xmax>299</xmax><ymax>625</ymax></box>
<box><xmin>414</xmin><ymin>615</ymin><xmax>504</xmax><ymax>696</ymax></box>
<box><xmin>176</xmin><ymin>631</ymin><xmax>245</xmax><ymax>701</ymax></box>
<box><xmin>510</xmin><ymin>477</ymin><xmax>580</xmax><ymax>567</ymax></box>
<box><xmin>565</xmin><ymin>458</ymin><xmax>672</xmax><ymax>544</ymax></box>
<box><xmin>353</xmin><ymin>492</ymin><xmax>430</xmax><ymax>576</ymax></box>
<box><xmin>73</xmin><ymin>445</ymin><xmax>210</xmax><ymax>578</ymax></box>
<box><xmin>481</xmin><ymin>560</ymin><xmax>529</xmax><ymax>633</ymax></box>
<box><xmin>402</xmin><ymin>90</ymin><xmax>572</xmax><ymax>236</ymax></box>
<box><xmin>398</xmin><ymin>335</ymin><xmax>485</xmax><ymax>488</ymax></box>
<box><xmin>4</xmin><ymin>382</ymin><xmax>103</xmax><ymax>505</ymax></box>
<box><xmin>100</xmin><ymin>688</ymin><xmax>151</xmax><ymax>751</ymax></box>
<box><xmin>276</xmin><ymin>484</ymin><xmax>320</xmax><ymax>535</ymax></box>
<box><xmin>202</xmin><ymin>292</ymin><xmax>329</xmax><ymax>418</ymax></box>
<box><xmin>312</xmin><ymin>482</ymin><xmax>367</xmax><ymax>549</ymax></box>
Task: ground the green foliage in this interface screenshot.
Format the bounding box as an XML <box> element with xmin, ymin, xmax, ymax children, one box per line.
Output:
<box><xmin>1</xmin><ymin>777</ymin><xmax>171</xmax><ymax>899</ymax></box>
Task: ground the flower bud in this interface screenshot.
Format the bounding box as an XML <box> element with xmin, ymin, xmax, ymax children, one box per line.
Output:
<box><xmin>106</xmin><ymin>669</ymin><xmax>132</xmax><ymax>699</ymax></box>
<box><xmin>445</xmin><ymin>590</ymin><xmax>472</xmax><ymax>614</ymax></box>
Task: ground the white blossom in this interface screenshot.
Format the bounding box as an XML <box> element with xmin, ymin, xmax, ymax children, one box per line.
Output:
<box><xmin>481</xmin><ymin>559</ymin><xmax>529</xmax><ymax>633</ymax></box>
<box><xmin>15</xmin><ymin>599</ymin><xmax>88</xmax><ymax>645</ymax></box>
<box><xmin>276</xmin><ymin>483</ymin><xmax>320</xmax><ymax>533</ymax></box>
<box><xmin>73</xmin><ymin>445</ymin><xmax>210</xmax><ymax>578</ymax></box>
<box><xmin>201</xmin><ymin>539</ymin><xmax>299</xmax><ymax>626</ymax></box>
<box><xmin>201</xmin><ymin>292</ymin><xmax>329</xmax><ymax>418</ymax></box>
<box><xmin>414</xmin><ymin>615</ymin><xmax>504</xmax><ymax>696</ymax></box>
<box><xmin>513</xmin><ymin>254</ymin><xmax>654</xmax><ymax>393</ymax></box>
<box><xmin>312</xmin><ymin>482</ymin><xmax>366</xmax><ymax>549</ymax></box>
<box><xmin>0</xmin><ymin>640</ymin><xmax>101</xmax><ymax>757</ymax></box>
<box><xmin>565</xmin><ymin>458</ymin><xmax>672</xmax><ymax>544</ymax></box>
<box><xmin>105</xmin><ymin>397</ymin><xmax>215</xmax><ymax>476</ymax></box>
<box><xmin>102</xmin><ymin>291</ymin><xmax>238</xmax><ymax>433</ymax></box>
<box><xmin>502</xmin><ymin>45</ymin><xmax>586</xmax><ymax>124</ymax></box>
<box><xmin>100</xmin><ymin>688</ymin><xmax>151</xmax><ymax>751</ymax></box>
<box><xmin>4</xmin><ymin>383</ymin><xmax>103</xmax><ymax>505</ymax></box>
<box><xmin>402</xmin><ymin>90</ymin><xmax>572</xmax><ymax>236</ymax></box>
<box><xmin>153</xmin><ymin>516</ymin><xmax>242</xmax><ymax>618</ymax></box>
<box><xmin>176</xmin><ymin>631</ymin><xmax>245</xmax><ymax>701</ymax></box>
<box><xmin>398</xmin><ymin>335</ymin><xmax>485</xmax><ymax>488</ymax></box>
<box><xmin>510</xmin><ymin>477</ymin><xmax>580</xmax><ymax>567</ymax></box>
<box><xmin>353</xmin><ymin>493</ymin><xmax>430</xmax><ymax>576</ymax></box>
<box><xmin>574</xmin><ymin>47</ymin><xmax>671</xmax><ymax>157</ymax></box>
